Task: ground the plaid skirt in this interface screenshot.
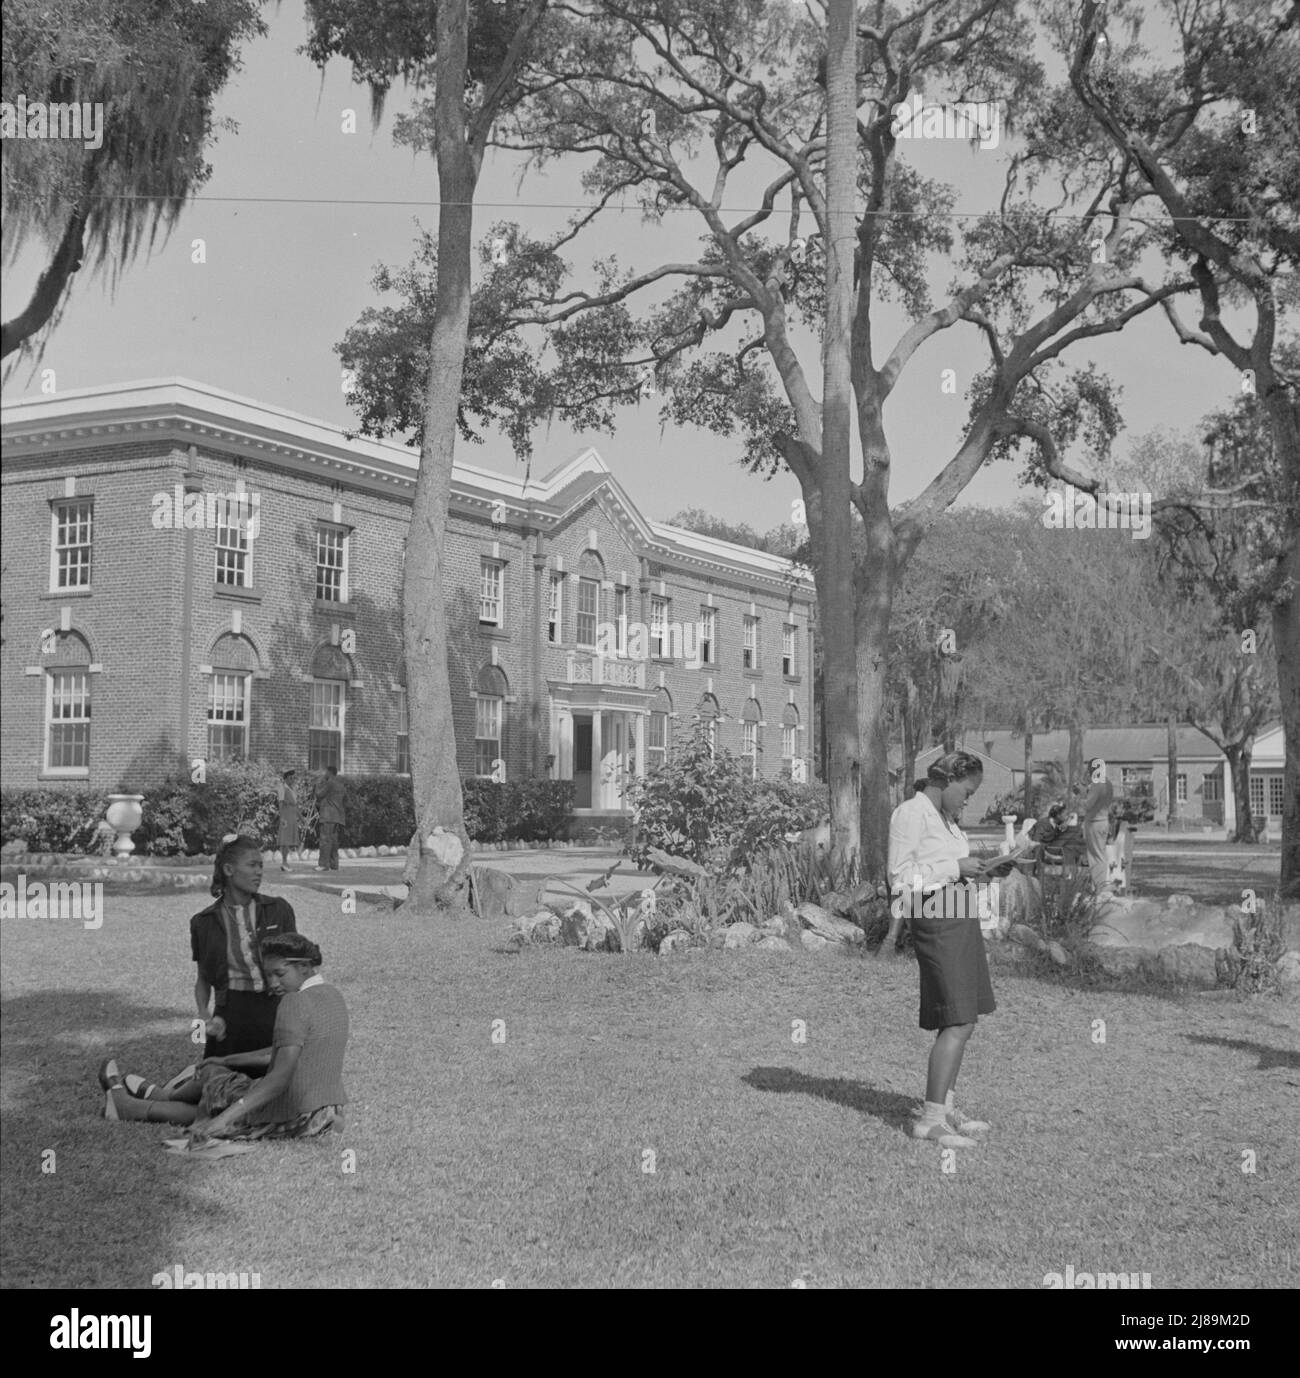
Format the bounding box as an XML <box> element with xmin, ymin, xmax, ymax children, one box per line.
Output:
<box><xmin>197</xmin><ymin>1065</ymin><xmax>342</xmax><ymax>1141</ymax></box>
<box><xmin>910</xmin><ymin>885</ymin><xmax>996</xmax><ymax>1031</ymax></box>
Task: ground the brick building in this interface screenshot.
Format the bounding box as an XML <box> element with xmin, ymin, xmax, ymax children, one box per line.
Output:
<box><xmin>0</xmin><ymin>380</ymin><xmax>817</xmax><ymax>828</ymax></box>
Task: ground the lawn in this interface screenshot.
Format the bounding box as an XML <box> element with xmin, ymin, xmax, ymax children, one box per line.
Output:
<box><xmin>2</xmin><ymin>868</ymin><xmax>1297</xmax><ymax>1289</ymax></box>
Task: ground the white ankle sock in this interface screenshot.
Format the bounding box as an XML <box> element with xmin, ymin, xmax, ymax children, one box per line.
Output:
<box><xmin>919</xmin><ymin>1099</ymin><xmax>947</xmax><ymax>1126</ymax></box>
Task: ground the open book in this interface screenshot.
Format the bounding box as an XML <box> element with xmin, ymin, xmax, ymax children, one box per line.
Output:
<box><xmin>968</xmin><ymin>843</ymin><xmax>1036</xmax><ymax>877</ymax></box>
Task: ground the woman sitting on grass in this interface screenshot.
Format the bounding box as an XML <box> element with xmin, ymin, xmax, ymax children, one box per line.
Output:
<box><xmin>99</xmin><ymin>933</ymin><xmax>348</xmax><ymax>1143</ymax></box>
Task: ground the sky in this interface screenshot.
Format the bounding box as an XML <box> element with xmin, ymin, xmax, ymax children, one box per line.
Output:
<box><xmin>1</xmin><ymin>1</ymin><xmax>1242</xmax><ymax>533</ymax></box>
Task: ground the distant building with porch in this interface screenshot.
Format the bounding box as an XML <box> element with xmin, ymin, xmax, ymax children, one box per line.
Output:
<box><xmin>912</xmin><ymin>724</ymin><xmax>1287</xmax><ymax>835</ymax></box>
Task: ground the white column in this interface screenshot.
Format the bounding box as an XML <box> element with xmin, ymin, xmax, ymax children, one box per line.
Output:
<box><xmin>634</xmin><ymin>712</ymin><xmax>645</xmax><ymax>784</ymax></box>
<box><xmin>558</xmin><ymin>711</ymin><xmax>573</xmax><ymax>781</ymax></box>
<box><xmin>592</xmin><ymin>710</ymin><xmax>603</xmax><ymax>807</ymax></box>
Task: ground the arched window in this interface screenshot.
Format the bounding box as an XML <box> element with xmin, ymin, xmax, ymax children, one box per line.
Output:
<box><xmin>475</xmin><ymin>665</ymin><xmax>509</xmax><ymax>779</ymax></box>
<box><xmin>208</xmin><ymin>633</ymin><xmax>259</xmax><ymax>762</ymax></box>
<box><xmin>44</xmin><ymin>631</ymin><xmax>92</xmax><ymax>774</ymax></box>
<box><xmin>781</xmin><ymin>704</ymin><xmax>800</xmax><ymax>776</ymax></box>
<box><xmin>698</xmin><ymin>693</ymin><xmax>720</xmax><ymax>757</ymax></box>
<box><xmin>742</xmin><ymin>699</ymin><xmax>762</xmax><ymax>779</ymax></box>
<box><xmin>648</xmin><ymin>687</ymin><xmax>673</xmax><ymax>772</ymax></box>
<box><xmin>309</xmin><ymin>644</ymin><xmax>352</xmax><ymax>771</ymax></box>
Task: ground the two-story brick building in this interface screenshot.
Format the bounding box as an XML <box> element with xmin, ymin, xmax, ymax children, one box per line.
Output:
<box><xmin>0</xmin><ymin>380</ymin><xmax>817</xmax><ymax>830</ymax></box>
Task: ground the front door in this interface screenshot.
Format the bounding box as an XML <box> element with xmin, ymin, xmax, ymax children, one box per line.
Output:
<box><xmin>574</xmin><ymin>716</ymin><xmax>593</xmax><ymax>808</ymax></box>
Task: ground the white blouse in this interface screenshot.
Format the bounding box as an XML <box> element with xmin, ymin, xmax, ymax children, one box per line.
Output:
<box><xmin>887</xmin><ymin>792</ymin><xmax>970</xmax><ymax>894</ymax></box>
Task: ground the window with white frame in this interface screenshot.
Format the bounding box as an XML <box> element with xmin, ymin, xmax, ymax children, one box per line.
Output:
<box><xmin>699</xmin><ymin>607</ymin><xmax>716</xmax><ymax>665</ymax></box>
<box><xmin>207</xmin><ymin>673</ymin><xmax>249</xmax><ymax>761</ymax></box>
<box><xmin>699</xmin><ymin>695</ymin><xmax>719</xmax><ymax>757</ymax></box>
<box><xmin>576</xmin><ymin>578</ymin><xmax>599</xmax><ymax>648</ymax></box>
<box><xmin>50</xmin><ymin>500</ymin><xmax>93</xmax><ymax>590</ymax></box>
<box><xmin>475</xmin><ymin>695</ymin><xmax>502</xmax><ymax>777</ymax></box>
<box><xmin>1175</xmin><ymin>773</ymin><xmax>1187</xmax><ymax>803</ymax></box>
<box><xmin>479</xmin><ymin>559</ymin><xmax>504</xmax><ymax>626</ymax></box>
<box><xmin>45</xmin><ymin>669</ymin><xmax>91</xmax><ymax>772</ymax></box>
<box><xmin>781</xmin><ymin>705</ymin><xmax>799</xmax><ymax>773</ymax></box>
<box><xmin>315</xmin><ymin>526</ymin><xmax>349</xmax><ymax>603</ymax></box>
<box><xmin>1203</xmin><ymin>774</ymin><xmax>1222</xmax><ymax>802</ymax></box>
<box><xmin>1267</xmin><ymin>776</ymin><xmax>1284</xmax><ymax>816</ymax></box>
<box><xmin>648</xmin><ymin>711</ymin><xmax>668</xmax><ymax>772</ymax></box>
<box><xmin>742</xmin><ymin>721</ymin><xmax>759</xmax><ymax>777</ymax></box>
<box><xmin>782</xmin><ymin>623</ymin><xmax>797</xmax><ymax>677</ymax></box>
<box><xmin>650</xmin><ymin>597</ymin><xmax>670</xmax><ymax>658</ymax></box>
<box><xmin>396</xmin><ymin>687</ymin><xmax>410</xmax><ymax>775</ymax></box>
<box><xmin>309</xmin><ymin>680</ymin><xmax>345</xmax><ymax>771</ymax></box>
<box><xmin>1248</xmin><ymin>775</ymin><xmax>1264</xmax><ymax>818</ymax></box>
<box><xmin>214</xmin><ymin>497</ymin><xmax>254</xmax><ymax>587</ymax></box>
<box><xmin>743</xmin><ymin>615</ymin><xmax>760</xmax><ymax>670</ymax></box>
<box><xmin>614</xmin><ymin>586</ymin><xmax>629</xmax><ymax>655</ymax></box>
<box><xmin>547</xmin><ymin>574</ymin><xmax>563</xmax><ymax>643</ymax></box>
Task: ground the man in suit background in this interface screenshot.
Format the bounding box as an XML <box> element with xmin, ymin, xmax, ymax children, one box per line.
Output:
<box><xmin>315</xmin><ymin>766</ymin><xmax>347</xmax><ymax>872</ymax></box>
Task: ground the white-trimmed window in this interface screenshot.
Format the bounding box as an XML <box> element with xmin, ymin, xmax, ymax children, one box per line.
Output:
<box><xmin>743</xmin><ymin>615</ymin><xmax>760</xmax><ymax>671</ymax></box>
<box><xmin>782</xmin><ymin>624</ymin><xmax>797</xmax><ymax>677</ymax></box>
<box><xmin>699</xmin><ymin>695</ymin><xmax>720</xmax><ymax>757</ymax></box>
<box><xmin>1248</xmin><ymin>775</ymin><xmax>1265</xmax><ymax>818</ymax></box>
<box><xmin>614</xmin><ymin>586</ymin><xmax>629</xmax><ymax>655</ymax></box>
<box><xmin>207</xmin><ymin>673</ymin><xmax>249</xmax><ymax>761</ymax></box>
<box><xmin>782</xmin><ymin>724</ymin><xmax>797</xmax><ymax>771</ymax></box>
<box><xmin>648</xmin><ymin>711</ymin><xmax>669</xmax><ymax>772</ymax></box>
<box><xmin>475</xmin><ymin>696</ymin><xmax>502</xmax><ymax>778</ymax></box>
<box><xmin>45</xmin><ymin>669</ymin><xmax>91</xmax><ymax>773</ymax></box>
<box><xmin>50</xmin><ymin>500</ymin><xmax>93</xmax><ymax>590</ymax></box>
<box><xmin>650</xmin><ymin>597</ymin><xmax>670</xmax><ymax>658</ymax></box>
<box><xmin>547</xmin><ymin>574</ymin><xmax>564</xmax><ymax>644</ymax></box>
<box><xmin>1174</xmin><ymin>773</ymin><xmax>1187</xmax><ymax>803</ymax></box>
<box><xmin>315</xmin><ymin>526</ymin><xmax>349</xmax><ymax>603</ymax></box>
<box><xmin>576</xmin><ymin>578</ymin><xmax>599</xmax><ymax>649</ymax></box>
<box><xmin>396</xmin><ymin>687</ymin><xmax>410</xmax><ymax>776</ymax></box>
<box><xmin>742</xmin><ymin>721</ymin><xmax>759</xmax><ymax>777</ymax></box>
<box><xmin>480</xmin><ymin>559</ymin><xmax>504</xmax><ymax>626</ymax></box>
<box><xmin>1203</xmin><ymin>774</ymin><xmax>1222</xmax><ymax>802</ymax></box>
<box><xmin>699</xmin><ymin>607</ymin><xmax>716</xmax><ymax>665</ymax></box>
<box><xmin>309</xmin><ymin>680</ymin><xmax>345</xmax><ymax>771</ymax></box>
<box><xmin>1268</xmin><ymin>776</ymin><xmax>1284</xmax><ymax>816</ymax></box>
<box><xmin>214</xmin><ymin>497</ymin><xmax>253</xmax><ymax>587</ymax></box>
<box><xmin>742</xmin><ymin>700</ymin><xmax>761</xmax><ymax>779</ymax></box>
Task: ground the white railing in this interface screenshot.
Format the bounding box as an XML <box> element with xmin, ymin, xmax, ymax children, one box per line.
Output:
<box><xmin>566</xmin><ymin>654</ymin><xmax>645</xmax><ymax>688</ymax></box>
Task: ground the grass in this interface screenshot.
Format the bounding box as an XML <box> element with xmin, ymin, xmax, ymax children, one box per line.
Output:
<box><xmin>2</xmin><ymin>878</ymin><xmax>1298</xmax><ymax>1289</ymax></box>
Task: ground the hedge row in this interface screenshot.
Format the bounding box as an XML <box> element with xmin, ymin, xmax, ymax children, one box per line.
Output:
<box><xmin>2</xmin><ymin>766</ymin><xmax>575</xmax><ymax>856</ymax></box>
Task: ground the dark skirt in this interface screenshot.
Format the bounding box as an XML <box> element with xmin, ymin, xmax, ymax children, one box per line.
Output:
<box><xmin>910</xmin><ymin>885</ymin><xmax>996</xmax><ymax>1030</ymax></box>
<box><xmin>196</xmin><ymin>1066</ymin><xmax>342</xmax><ymax>1142</ymax></box>
<box><xmin>206</xmin><ymin>989</ymin><xmax>280</xmax><ymax>1061</ymax></box>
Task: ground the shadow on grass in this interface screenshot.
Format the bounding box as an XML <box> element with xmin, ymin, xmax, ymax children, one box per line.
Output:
<box><xmin>1183</xmin><ymin>1033</ymin><xmax>1300</xmax><ymax>1071</ymax></box>
<box><xmin>742</xmin><ymin>1066</ymin><xmax>918</xmax><ymax>1132</ymax></box>
<box><xmin>0</xmin><ymin>989</ymin><xmax>245</xmax><ymax>1288</ymax></box>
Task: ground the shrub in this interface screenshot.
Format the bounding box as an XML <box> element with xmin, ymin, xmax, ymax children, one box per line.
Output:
<box><xmin>626</xmin><ymin>719</ymin><xmax>830</xmax><ymax>875</ymax></box>
<box><xmin>343</xmin><ymin>775</ymin><xmax>416</xmax><ymax>847</ymax></box>
<box><xmin>625</xmin><ymin>723</ymin><xmax>750</xmax><ymax>868</ymax></box>
<box><xmin>1</xmin><ymin>788</ymin><xmax>110</xmax><ymax>854</ymax></box>
<box><xmin>461</xmin><ymin>778</ymin><xmax>573</xmax><ymax>842</ymax></box>
<box><xmin>188</xmin><ymin>761</ymin><xmax>283</xmax><ymax>852</ymax></box>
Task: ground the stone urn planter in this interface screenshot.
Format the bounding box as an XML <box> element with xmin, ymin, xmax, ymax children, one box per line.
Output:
<box><xmin>104</xmin><ymin>793</ymin><xmax>145</xmax><ymax>860</ymax></box>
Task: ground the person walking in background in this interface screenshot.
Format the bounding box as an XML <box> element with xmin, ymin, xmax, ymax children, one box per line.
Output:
<box><xmin>1080</xmin><ymin>757</ymin><xmax>1115</xmax><ymax>902</ymax></box>
<box><xmin>275</xmin><ymin>769</ymin><xmax>300</xmax><ymax>872</ymax></box>
<box><xmin>315</xmin><ymin>765</ymin><xmax>346</xmax><ymax>872</ymax></box>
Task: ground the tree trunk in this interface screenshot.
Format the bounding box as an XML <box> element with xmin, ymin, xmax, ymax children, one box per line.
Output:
<box><xmin>902</xmin><ymin>684</ymin><xmax>919</xmax><ymax>805</ymax></box>
<box><xmin>819</xmin><ymin>0</ymin><xmax>861</xmax><ymax>876</ymax></box>
<box><xmin>401</xmin><ymin>0</ymin><xmax>476</xmax><ymax>914</ymax></box>
<box><xmin>1067</xmin><ymin>720</ymin><xmax>1084</xmax><ymax>795</ymax></box>
<box><xmin>1023</xmin><ymin>727</ymin><xmax>1034</xmax><ymax>818</ymax></box>
<box><xmin>1272</xmin><ymin>528</ymin><xmax>1300</xmax><ymax>894</ymax></box>
<box><xmin>0</xmin><ymin>202</ymin><xmax>87</xmax><ymax>359</ymax></box>
<box><xmin>1166</xmin><ymin>713</ymin><xmax>1179</xmax><ymax>827</ymax></box>
<box><xmin>856</xmin><ymin>556</ymin><xmax>893</xmax><ymax>882</ymax></box>
<box><xmin>1224</xmin><ymin>743</ymin><xmax>1254</xmax><ymax>845</ymax></box>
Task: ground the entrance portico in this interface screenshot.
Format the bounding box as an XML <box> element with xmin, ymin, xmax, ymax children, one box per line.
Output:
<box><xmin>549</xmin><ymin>657</ymin><xmax>649</xmax><ymax>813</ymax></box>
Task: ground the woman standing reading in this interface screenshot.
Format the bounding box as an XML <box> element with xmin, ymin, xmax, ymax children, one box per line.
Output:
<box><xmin>888</xmin><ymin>752</ymin><xmax>1011</xmax><ymax>1149</ymax></box>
